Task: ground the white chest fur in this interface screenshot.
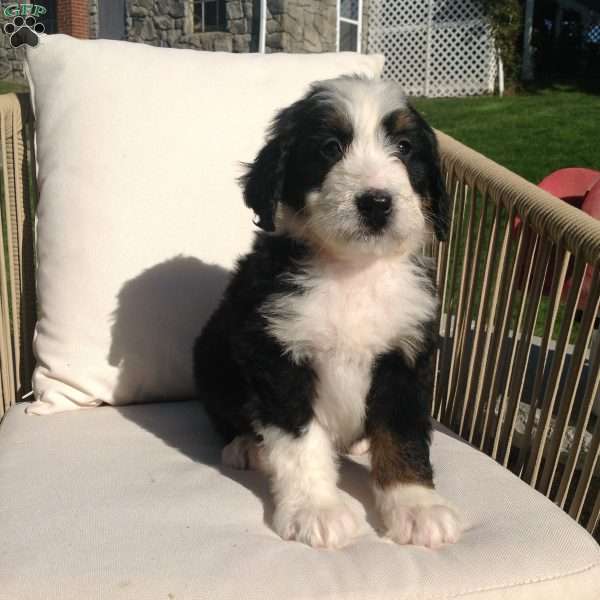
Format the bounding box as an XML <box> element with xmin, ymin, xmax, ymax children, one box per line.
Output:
<box><xmin>262</xmin><ymin>255</ymin><xmax>437</xmax><ymax>448</ymax></box>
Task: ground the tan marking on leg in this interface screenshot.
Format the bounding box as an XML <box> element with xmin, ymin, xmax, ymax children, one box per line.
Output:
<box><xmin>369</xmin><ymin>427</ymin><xmax>433</xmax><ymax>489</ymax></box>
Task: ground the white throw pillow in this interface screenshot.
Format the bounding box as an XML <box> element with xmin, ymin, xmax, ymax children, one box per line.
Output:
<box><xmin>26</xmin><ymin>34</ymin><xmax>384</xmax><ymax>415</ymax></box>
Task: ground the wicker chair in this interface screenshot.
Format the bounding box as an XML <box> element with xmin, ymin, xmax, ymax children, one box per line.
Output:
<box><xmin>0</xmin><ymin>91</ymin><xmax>599</xmax><ymax>595</ymax></box>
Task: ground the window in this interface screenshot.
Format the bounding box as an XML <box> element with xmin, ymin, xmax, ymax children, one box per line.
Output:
<box><xmin>337</xmin><ymin>0</ymin><xmax>362</xmax><ymax>52</ymax></box>
<box><xmin>38</xmin><ymin>0</ymin><xmax>57</xmax><ymax>34</ymax></box>
<box><xmin>194</xmin><ymin>0</ymin><xmax>227</xmax><ymax>33</ymax></box>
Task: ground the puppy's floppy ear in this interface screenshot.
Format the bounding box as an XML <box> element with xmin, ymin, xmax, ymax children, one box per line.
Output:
<box><xmin>428</xmin><ymin>139</ymin><xmax>450</xmax><ymax>242</ymax></box>
<box><xmin>422</xmin><ymin>123</ymin><xmax>450</xmax><ymax>242</ymax></box>
<box><xmin>240</xmin><ymin>106</ymin><xmax>296</xmax><ymax>232</ymax></box>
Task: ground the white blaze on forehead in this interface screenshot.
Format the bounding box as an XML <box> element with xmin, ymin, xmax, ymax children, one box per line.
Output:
<box><xmin>319</xmin><ymin>78</ymin><xmax>408</xmax><ymax>145</ymax></box>
<box><xmin>318</xmin><ymin>78</ymin><xmax>414</xmax><ymax>194</ymax></box>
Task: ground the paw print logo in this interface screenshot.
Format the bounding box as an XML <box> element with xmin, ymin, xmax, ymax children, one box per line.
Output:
<box><xmin>3</xmin><ymin>15</ymin><xmax>44</xmax><ymax>48</ymax></box>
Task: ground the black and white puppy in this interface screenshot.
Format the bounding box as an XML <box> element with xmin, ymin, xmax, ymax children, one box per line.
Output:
<box><xmin>194</xmin><ymin>76</ymin><xmax>462</xmax><ymax>549</ymax></box>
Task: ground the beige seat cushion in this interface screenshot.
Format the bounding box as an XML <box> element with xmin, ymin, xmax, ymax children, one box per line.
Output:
<box><xmin>0</xmin><ymin>402</ymin><xmax>598</xmax><ymax>599</ymax></box>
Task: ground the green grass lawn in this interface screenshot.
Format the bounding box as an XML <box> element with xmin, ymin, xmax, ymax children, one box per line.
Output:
<box><xmin>0</xmin><ymin>80</ymin><xmax>27</xmax><ymax>95</ymax></box>
<box><xmin>413</xmin><ymin>85</ymin><xmax>600</xmax><ymax>339</ymax></box>
<box><xmin>412</xmin><ymin>85</ymin><xmax>600</xmax><ymax>184</ymax></box>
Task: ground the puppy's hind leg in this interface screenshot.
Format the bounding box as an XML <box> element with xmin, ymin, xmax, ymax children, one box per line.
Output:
<box><xmin>348</xmin><ymin>437</ymin><xmax>370</xmax><ymax>456</ymax></box>
<box><xmin>222</xmin><ymin>434</ymin><xmax>264</xmax><ymax>470</ymax></box>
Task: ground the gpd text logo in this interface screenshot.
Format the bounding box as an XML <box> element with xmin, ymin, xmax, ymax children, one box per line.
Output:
<box><xmin>3</xmin><ymin>3</ymin><xmax>47</xmax><ymax>18</ymax></box>
<box><xmin>2</xmin><ymin>4</ymin><xmax>46</xmax><ymax>47</ymax></box>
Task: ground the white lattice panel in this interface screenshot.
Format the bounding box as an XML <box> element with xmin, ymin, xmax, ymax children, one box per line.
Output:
<box><xmin>367</xmin><ymin>0</ymin><xmax>497</xmax><ymax>97</ymax></box>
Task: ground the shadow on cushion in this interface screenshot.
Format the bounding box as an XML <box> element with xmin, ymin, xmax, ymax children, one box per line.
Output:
<box><xmin>115</xmin><ymin>399</ymin><xmax>384</xmax><ymax>535</ymax></box>
<box><xmin>108</xmin><ymin>255</ymin><xmax>439</xmax><ymax>536</ymax></box>
<box><xmin>109</xmin><ymin>256</ymin><xmax>230</xmax><ymax>403</ymax></box>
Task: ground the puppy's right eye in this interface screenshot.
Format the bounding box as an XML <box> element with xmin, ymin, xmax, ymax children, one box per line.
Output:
<box><xmin>321</xmin><ymin>138</ymin><xmax>343</xmax><ymax>161</ymax></box>
<box><xmin>396</xmin><ymin>140</ymin><xmax>412</xmax><ymax>157</ymax></box>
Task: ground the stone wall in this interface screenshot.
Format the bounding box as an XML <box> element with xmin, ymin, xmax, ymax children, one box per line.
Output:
<box><xmin>126</xmin><ymin>0</ymin><xmax>337</xmax><ymax>54</ymax></box>
<box><xmin>0</xmin><ymin>0</ymin><xmax>355</xmax><ymax>82</ymax></box>
<box><xmin>127</xmin><ymin>0</ymin><xmax>192</xmax><ymax>48</ymax></box>
<box><xmin>0</xmin><ymin>44</ymin><xmax>26</xmax><ymax>82</ymax></box>
<box><xmin>178</xmin><ymin>0</ymin><xmax>256</xmax><ymax>53</ymax></box>
<box><xmin>267</xmin><ymin>0</ymin><xmax>336</xmax><ymax>52</ymax></box>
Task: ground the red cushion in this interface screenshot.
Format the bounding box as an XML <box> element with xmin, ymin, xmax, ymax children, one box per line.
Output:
<box><xmin>582</xmin><ymin>179</ymin><xmax>600</xmax><ymax>220</ymax></box>
<box><xmin>538</xmin><ymin>168</ymin><xmax>600</xmax><ymax>206</ymax></box>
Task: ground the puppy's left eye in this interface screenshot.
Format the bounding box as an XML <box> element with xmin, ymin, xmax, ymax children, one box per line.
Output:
<box><xmin>396</xmin><ymin>140</ymin><xmax>412</xmax><ymax>156</ymax></box>
<box><xmin>321</xmin><ymin>138</ymin><xmax>343</xmax><ymax>161</ymax></box>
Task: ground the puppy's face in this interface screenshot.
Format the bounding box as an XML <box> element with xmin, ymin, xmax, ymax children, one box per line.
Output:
<box><xmin>242</xmin><ymin>77</ymin><xmax>449</xmax><ymax>257</ymax></box>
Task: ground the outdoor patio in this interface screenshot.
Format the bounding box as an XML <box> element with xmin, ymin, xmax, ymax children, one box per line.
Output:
<box><xmin>0</xmin><ymin>1</ymin><xmax>598</xmax><ymax>599</ymax></box>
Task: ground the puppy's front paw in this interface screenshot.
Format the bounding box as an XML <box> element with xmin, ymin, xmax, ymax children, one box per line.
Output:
<box><xmin>274</xmin><ymin>500</ymin><xmax>359</xmax><ymax>548</ymax></box>
<box><xmin>377</xmin><ymin>484</ymin><xmax>462</xmax><ymax>548</ymax></box>
<box><xmin>384</xmin><ymin>504</ymin><xmax>461</xmax><ymax>548</ymax></box>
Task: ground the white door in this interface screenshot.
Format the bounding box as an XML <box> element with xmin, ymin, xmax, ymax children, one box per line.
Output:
<box><xmin>337</xmin><ymin>0</ymin><xmax>363</xmax><ymax>51</ymax></box>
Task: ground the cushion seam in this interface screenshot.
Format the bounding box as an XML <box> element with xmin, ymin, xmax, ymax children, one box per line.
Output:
<box><xmin>436</xmin><ymin>560</ymin><xmax>600</xmax><ymax>600</ymax></box>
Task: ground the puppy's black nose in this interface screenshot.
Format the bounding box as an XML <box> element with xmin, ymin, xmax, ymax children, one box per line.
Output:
<box><xmin>356</xmin><ymin>189</ymin><xmax>392</xmax><ymax>216</ymax></box>
<box><xmin>355</xmin><ymin>189</ymin><xmax>392</xmax><ymax>231</ymax></box>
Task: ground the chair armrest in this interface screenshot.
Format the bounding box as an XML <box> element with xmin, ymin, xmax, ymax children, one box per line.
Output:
<box><xmin>434</xmin><ymin>129</ymin><xmax>600</xmax><ymax>537</ymax></box>
<box><xmin>0</xmin><ymin>92</ymin><xmax>37</xmax><ymax>421</ymax></box>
